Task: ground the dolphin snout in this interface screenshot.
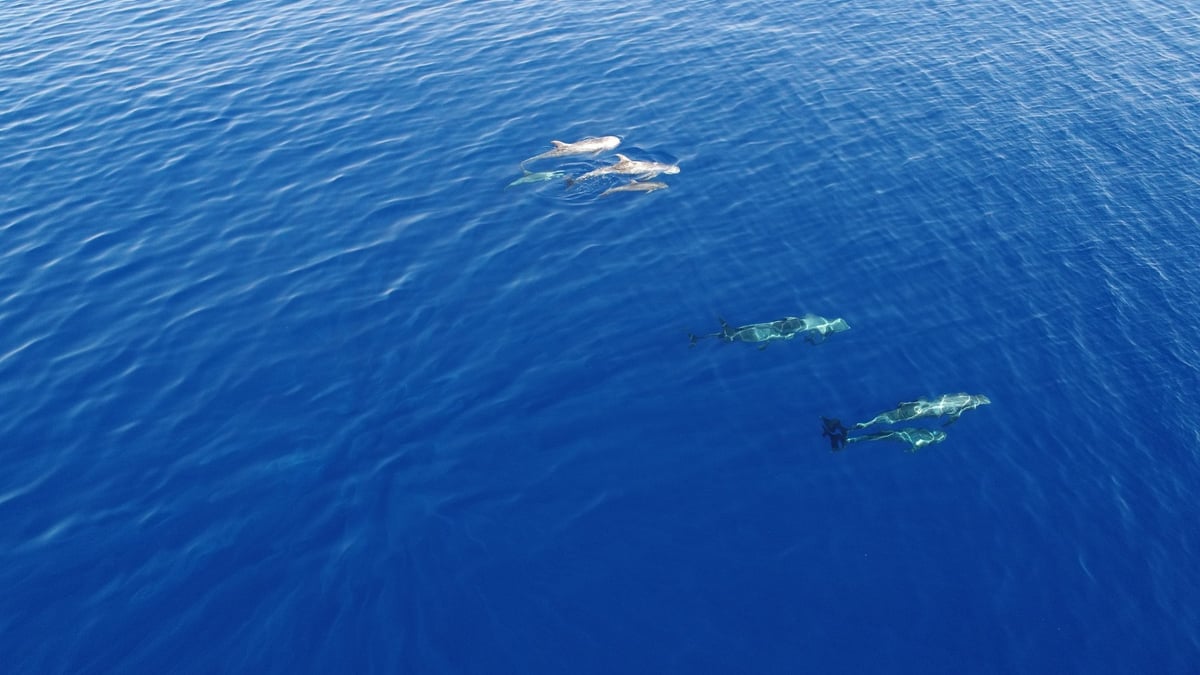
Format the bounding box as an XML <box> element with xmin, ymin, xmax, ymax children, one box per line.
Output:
<box><xmin>664</xmin><ymin>165</ymin><xmax>681</xmax><ymax>175</ymax></box>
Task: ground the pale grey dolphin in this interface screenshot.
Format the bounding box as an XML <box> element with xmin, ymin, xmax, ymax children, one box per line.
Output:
<box><xmin>506</xmin><ymin>169</ymin><xmax>567</xmax><ymax>188</ymax></box>
<box><xmin>522</xmin><ymin>136</ymin><xmax>621</xmax><ymax>165</ymax></box>
<box><xmin>846</xmin><ymin>428</ymin><xmax>948</xmax><ymax>453</ymax></box>
<box><xmin>600</xmin><ymin>181</ymin><xmax>668</xmax><ymax>197</ymax></box>
<box><xmin>572</xmin><ymin>153</ymin><xmax>681</xmax><ymax>182</ymax></box>
<box><xmin>852</xmin><ymin>393</ymin><xmax>991</xmax><ymax>430</ymax></box>
<box><xmin>688</xmin><ymin>314</ymin><xmax>850</xmax><ymax>349</ymax></box>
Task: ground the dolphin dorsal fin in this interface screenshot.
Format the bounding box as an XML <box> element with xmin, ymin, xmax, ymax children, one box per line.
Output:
<box><xmin>551</xmin><ymin>140</ymin><xmax>568</xmax><ymax>147</ymax></box>
<box><xmin>615</xmin><ymin>153</ymin><xmax>631</xmax><ymax>162</ymax></box>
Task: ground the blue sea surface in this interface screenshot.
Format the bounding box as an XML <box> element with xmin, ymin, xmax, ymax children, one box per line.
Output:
<box><xmin>3</xmin><ymin>0</ymin><xmax>1199</xmax><ymax>672</ymax></box>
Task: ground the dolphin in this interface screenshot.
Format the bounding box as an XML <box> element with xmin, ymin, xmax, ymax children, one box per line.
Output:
<box><xmin>846</xmin><ymin>428</ymin><xmax>948</xmax><ymax>453</ymax></box>
<box><xmin>506</xmin><ymin>169</ymin><xmax>567</xmax><ymax>188</ymax></box>
<box><xmin>572</xmin><ymin>153</ymin><xmax>681</xmax><ymax>182</ymax></box>
<box><xmin>688</xmin><ymin>314</ymin><xmax>850</xmax><ymax>349</ymax></box>
<box><xmin>600</xmin><ymin>181</ymin><xmax>668</xmax><ymax>197</ymax></box>
<box><xmin>522</xmin><ymin>136</ymin><xmax>621</xmax><ymax>165</ymax></box>
<box><xmin>852</xmin><ymin>393</ymin><xmax>991</xmax><ymax>430</ymax></box>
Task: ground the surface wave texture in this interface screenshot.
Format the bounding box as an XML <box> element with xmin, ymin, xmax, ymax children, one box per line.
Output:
<box><xmin>2</xmin><ymin>0</ymin><xmax>1199</xmax><ymax>673</ymax></box>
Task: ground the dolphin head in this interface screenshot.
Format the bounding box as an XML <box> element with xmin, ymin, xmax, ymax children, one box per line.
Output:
<box><xmin>597</xmin><ymin>136</ymin><xmax>621</xmax><ymax>150</ymax></box>
<box><xmin>662</xmin><ymin>164</ymin><xmax>681</xmax><ymax>175</ymax></box>
<box><xmin>972</xmin><ymin>395</ymin><xmax>992</xmax><ymax>407</ymax></box>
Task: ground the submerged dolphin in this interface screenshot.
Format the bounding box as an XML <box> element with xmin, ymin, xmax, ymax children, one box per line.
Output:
<box><xmin>573</xmin><ymin>153</ymin><xmax>681</xmax><ymax>182</ymax></box>
<box><xmin>846</xmin><ymin>428</ymin><xmax>948</xmax><ymax>453</ymax></box>
<box><xmin>689</xmin><ymin>314</ymin><xmax>851</xmax><ymax>349</ymax></box>
<box><xmin>600</xmin><ymin>181</ymin><xmax>668</xmax><ymax>197</ymax></box>
<box><xmin>775</xmin><ymin>314</ymin><xmax>852</xmax><ymax>345</ymax></box>
<box><xmin>506</xmin><ymin>170</ymin><xmax>567</xmax><ymax>188</ymax></box>
<box><xmin>852</xmin><ymin>393</ymin><xmax>991</xmax><ymax>429</ymax></box>
<box><xmin>522</xmin><ymin>136</ymin><xmax>621</xmax><ymax>165</ymax></box>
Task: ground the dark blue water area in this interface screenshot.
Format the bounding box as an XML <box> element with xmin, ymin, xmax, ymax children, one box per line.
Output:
<box><xmin>3</xmin><ymin>0</ymin><xmax>1200</xmax><ymax>672</ymax></box>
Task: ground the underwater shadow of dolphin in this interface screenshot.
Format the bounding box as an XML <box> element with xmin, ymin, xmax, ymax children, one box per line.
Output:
<box><xmin>506</xmin><ymin>169</ymin><xmax>567</xmax><ymax>188</ymax></box>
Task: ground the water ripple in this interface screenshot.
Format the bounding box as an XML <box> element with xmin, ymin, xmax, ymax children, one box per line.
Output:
<box><xmin>2</xmin><ymin>0</ymin><xmax>1200</xmax><ymax>672</ymax></box>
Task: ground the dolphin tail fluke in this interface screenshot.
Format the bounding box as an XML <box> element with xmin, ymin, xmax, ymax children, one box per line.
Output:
<box><xmin>688</xmin><ymin>332</ymin><xmax>699</xmax><ymax>348</ymax></box>
<box><xmin>821</xmin><ymin>417</ymin><xmax>850</xmax><ymax>451</ymax></box>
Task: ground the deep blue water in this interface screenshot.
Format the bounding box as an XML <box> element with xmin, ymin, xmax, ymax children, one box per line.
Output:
<box><xmin>3</xmin><ymin>0</ymin><xmax>1199</xmax><ymax>672</ymax></box>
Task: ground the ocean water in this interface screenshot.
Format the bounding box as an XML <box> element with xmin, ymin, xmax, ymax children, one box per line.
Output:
<box><xmin>2</xmin><ymin>0</ymin><xmax>1199</xmax><ymax>672</ymax></box>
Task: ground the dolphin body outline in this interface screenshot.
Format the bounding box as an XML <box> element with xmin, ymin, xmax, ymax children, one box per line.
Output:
<box><xmin>522</xmin><ymin>136</ymin><xmax>621</xmax><ymax>166</ymax></box>
<box><xmin>852</xmin><ymin>393</ymin><xmax>991</xmax><ymax>429</ymax></box>
<box><xmin>573</xmin><ymin>153</ymin><xmax>681</xmax><ymax>182</ymax></box>
<box><xmin>846</xmin><ymin>428</ymin><xmax>948</xmax><ymax>452</ymax></box>
<box><xmin>600</xmin><ymin>181</ymin><xmax>668</xmax><ymax>197</ymax></box>
<box><xmin>689</xmin><ymin>314</ymin><xmax>851</xmax><ymax>349</ymax></box>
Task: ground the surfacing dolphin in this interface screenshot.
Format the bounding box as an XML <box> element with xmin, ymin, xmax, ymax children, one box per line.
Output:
<box><xmin>572</xmin><ymin>153</ymin><xmax>681</xmax><ymax>183</ymax></box>
<box><xmin>506</xmin><ymin>169</ymin><xmax>568</xmax><ymax>188</ymax></box>
<box><xmin>852</xmin><ymin>393</ymin><xmax>991</xmax><ymax>430</ymax></box>
<box><xmin>522</xmin><ymin>136</ymin><xmax>621</xmax><ymax>165</ymax></box>
<box><xmin>689</xmin><ymin>314</ymin><xmax>851</xmax><ymax>349</ymax></box>
<box><xmin>600</xmin><ymin>181</ymin><xmax>668</xmax><ymax>197</ymax></box>
<box><xmin>846</xmin><ymin>428</ymin><xmax>948</xmax><ymax>453</ymax></box>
